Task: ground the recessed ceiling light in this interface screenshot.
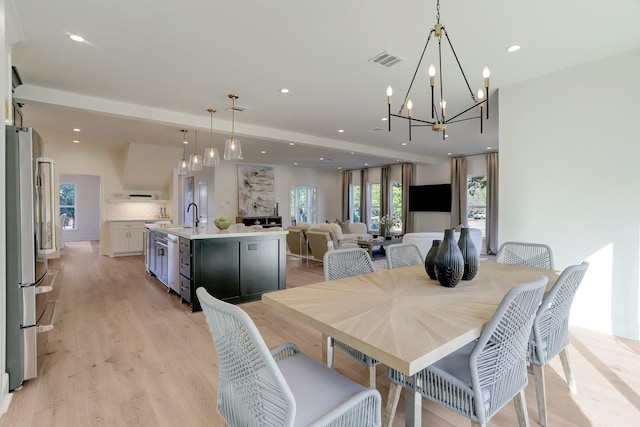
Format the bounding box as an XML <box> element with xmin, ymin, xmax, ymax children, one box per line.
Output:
<box><xmin>381</xmin><ymin>117</ymin><xmax>387</xmax><ymax>121</ymax></box>
<box><xmin>401</xmin><ymin>142</ymin><xmax>407</xmax><ymax>146</ymax></box>
<box><xmin>69</xmin><ymin>34</ymin><xmax>85</xmax><ymax>43</ymax></box>
<box><xmin>350</xmin><ymin>152</ymin><xmax>355</xmax><ymax>155</ymax></box>
<box><xmin>447</xmin><ymin>152</ymin><xmax>452</xmax><ymax>155</ymax></box>
<box><xmin>279</xmin><ymin>88</ymin><xmax>290</xmax><ymax>94</ymax></box>
<box><xmin>506</xmin><ymin>45</ymin><xmax>520</xmax><ymax>53</ymax></box>
<box><xmin>364</xmin><ymin>163</ymin><xmax>369</xmax><ymax>166</ymax></box>
<box><xmin>73</xmin><ymin>140</ymin><xmax>79</xmax><ymax>143</ymax></box>
<box><xmin>319</xmin><ymin>157</ymin><xmax>324</xmax><ymax>160</ymax></box>
<box><xmin>73</xmin><ymin>128</ymin><xmax>81</xmax><ymax>132</ymax></box>
<box><xmin>289</xmin><ymin>142</ymin><xmax>295</xmax><ymax>146</ymax></box>
<box><xmin>260</xmin><ymin>150</ymin><xmax>266</xmax><ymax>154</ymax></box>
<box><xmin>294</xmin><ymin>162</ymin><xmax>298</xmax><ymax>165</ymax></box>
<box><xmin>338</xmin><ymin>167</ymin><xmax>342</xmax><ymax>170</ymax></box>
<box><xmin>486</xmin><ymin>146</ymin><xmax>492</xmax><ymax>150</ymax></box>
<box><xmin>338</xmin><ymin>129</ymin><xmax>344</xmax><ymax>133</ymax></box>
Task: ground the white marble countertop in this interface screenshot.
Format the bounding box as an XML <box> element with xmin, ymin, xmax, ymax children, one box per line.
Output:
<box><xmin>146</xmin><ymin>223</ymin><xmax>287</xmax><ymax>240</ymax></box>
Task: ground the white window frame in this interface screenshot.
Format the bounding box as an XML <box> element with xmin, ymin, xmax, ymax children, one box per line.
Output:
<box><xmin>290</xmin><ymin>185</ymin><xmax>317</xmax><ymax>225</ymax></box>
<box><xmin>59</xmin><ymin>182</ymin><xmax>77</xmax><ymax>231</ymax></box>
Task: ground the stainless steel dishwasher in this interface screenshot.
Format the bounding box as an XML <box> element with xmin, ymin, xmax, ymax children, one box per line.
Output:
<box><xmin>166</xmin><ymin>234</ymin><xmax>180</xmax><ymax>294</ymax></box>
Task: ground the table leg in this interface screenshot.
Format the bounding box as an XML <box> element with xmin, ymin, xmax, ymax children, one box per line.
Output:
<box><xmin>383</xmin><ymin>383</ymin><xmax>402</xmax><ymax>427</ymax></box>
<box><xmin>322</xmin><ymin>333</ymin><xmax>334</xmax><ymax>368</ymax></box>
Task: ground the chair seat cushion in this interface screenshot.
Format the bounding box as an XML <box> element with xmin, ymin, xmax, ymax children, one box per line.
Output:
<box><xmin>429</xmin><ymin>341</ymin><xmax>491</xmax><ymax>409</ymax></box>
<box><xmin>259</xmin><ymin>352</ymin><xmax>366</xmax><ymax>426</ymax></box>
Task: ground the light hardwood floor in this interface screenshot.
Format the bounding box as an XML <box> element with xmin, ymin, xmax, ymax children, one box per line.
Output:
<box><xmin>2</xmin><ymin>241</ymin><xmax>639</xmax><ymax>426</ymax></box>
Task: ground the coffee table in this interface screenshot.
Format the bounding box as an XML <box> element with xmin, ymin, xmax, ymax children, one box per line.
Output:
<box><xmin>357</xmin><ymin>237</ymin><xmax>399</xmax><ymax>256</ymax></box>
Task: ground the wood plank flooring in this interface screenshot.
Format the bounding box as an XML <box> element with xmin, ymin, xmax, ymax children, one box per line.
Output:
<box><xmin>2</xmin><ymin>241</ymin><xmax>639</xmax><ymax>426</ymax></box>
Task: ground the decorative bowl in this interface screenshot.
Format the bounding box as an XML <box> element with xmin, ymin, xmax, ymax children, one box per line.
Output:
<box><xmin>214</xmin><ymin>219</ymin><xmax>232</xmax><ymax>230</ymax></box>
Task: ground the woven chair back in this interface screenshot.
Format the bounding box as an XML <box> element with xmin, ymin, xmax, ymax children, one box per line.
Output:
<box><xmin>496</xmin><ymin>241</ymin><xmax>554</xmax><ymax>269</ymax></box>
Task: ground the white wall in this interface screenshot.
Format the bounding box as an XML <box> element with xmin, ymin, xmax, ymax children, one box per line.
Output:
<box><xmin>500</xmin><ymin>48</ymin><xmax>640</xmax><ymax>340</ymax></box>
<box><xmin>212</xmin><ymin>161</ymin><xmax>342</xmax><ymax>226</ymax></box>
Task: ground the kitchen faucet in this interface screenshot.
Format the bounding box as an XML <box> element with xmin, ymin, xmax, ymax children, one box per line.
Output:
<box><xmin>187</xmin><ymin>202</ymin><xmax>199</xmax><ymax>228</ymax></box>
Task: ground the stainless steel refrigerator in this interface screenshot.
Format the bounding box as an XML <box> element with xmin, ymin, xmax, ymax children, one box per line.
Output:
<box><xmin>5</xmin><ymin>126</ymin><xmax>56</xmax><ymax>391</ymax></box>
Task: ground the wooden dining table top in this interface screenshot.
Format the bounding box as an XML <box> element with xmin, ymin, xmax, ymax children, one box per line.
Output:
<box><xmin>262</xmin><ymin>261</ymin><xmax>559</xmax><ymax>376</ymax></box>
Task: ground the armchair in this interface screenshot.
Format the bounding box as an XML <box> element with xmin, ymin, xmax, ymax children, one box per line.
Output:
<box><xmin>196</xmin><ymin>287</ymin><xmax>382</xmax><ymax>426</ymax></box>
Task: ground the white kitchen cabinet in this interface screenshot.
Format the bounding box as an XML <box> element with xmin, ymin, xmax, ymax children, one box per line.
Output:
<box><xmin>109</xmin><ymin>221</ymin><xmax>145</xmax><ymax>256</ymax></box>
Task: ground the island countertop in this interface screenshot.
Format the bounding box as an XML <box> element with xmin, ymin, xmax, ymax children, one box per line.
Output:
<box><xmin>145</xmin><ymin>223</ymin><xmax>287</xmax><ymax>240</ymax></box>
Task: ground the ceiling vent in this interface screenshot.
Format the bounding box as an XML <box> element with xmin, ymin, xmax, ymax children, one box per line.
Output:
<box><xmin>225</xmin><ymin>105</ymin><xmax>246</xmax><ymax>112</ymax></box>
<box><xmin>369</xmin><ymin>127</ymin><xmax>384</xmax><ymax>133</ymax></box>
<box><xmin>368</xmin><ymin>51</ymin><xmax>405</xmax><ymax>68</ymax></box>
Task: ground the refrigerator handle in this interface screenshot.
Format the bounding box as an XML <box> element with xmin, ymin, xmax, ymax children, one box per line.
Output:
<box><xmin>35</xmin><ymin>157</ymin><xmax>56</xmax><ymax>254</ymax></box>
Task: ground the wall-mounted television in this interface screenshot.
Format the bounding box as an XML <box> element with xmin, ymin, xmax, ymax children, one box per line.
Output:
<box><xmin>409</xmin><ymin>184</ymin><xmax>452</xmax><ymax>212</ymax></box>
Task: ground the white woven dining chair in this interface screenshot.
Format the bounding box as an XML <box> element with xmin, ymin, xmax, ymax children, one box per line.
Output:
<box><xmin>196</xmin><ymin>287</ymin><xmax>382</xmax><ymax>427</ymax></box>
<box><xmin>323</xmin><ymin>248</ymin><xmax>381</xmax><ymax>388</ymax></box>
<box><xmin>528</xmin><ymin>261</ymin><xmax>589</xmax><ymax>427</ymax></box>
<box><xmin>387</xmin><ymin>276</ymin><xmax>547</xmax><ymax>427</ymax></box>
<box><xmin>385</xmin><ymin>243</ymin><xmax>424</xmax><ymax>269</ymax></box>
<box><xmin>496</xmin><ymin>241</ymin><xmax>555</xmax><ymax>270</ymax></box>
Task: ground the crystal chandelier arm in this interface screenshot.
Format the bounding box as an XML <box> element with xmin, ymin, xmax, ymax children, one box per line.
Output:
<box><xmin>398</xmin><ymin>29</ymin><xmax>435</xmax><ymax>116</ymax></box>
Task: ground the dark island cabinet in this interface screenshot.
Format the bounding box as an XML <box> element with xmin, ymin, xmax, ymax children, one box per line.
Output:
<box><xmin>179</xmin><ymin>233</ymin><xmax>286</xmax><ymax>312</ymax></box>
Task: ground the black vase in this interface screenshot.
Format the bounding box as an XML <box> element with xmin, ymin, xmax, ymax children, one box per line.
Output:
<box><xmin>458</xmin><ymin>228</ymin><xmax>479</xmax><ymax>280</ymax></box>
<box><xmin>434</xmin><ymin>229</ymin><xmax>464</xmax><ymax>287</ymax></box>
<box><xmin>424</xmin><ymin>239</ymin><xmax>441</xmax><ymax>280</ymax></box>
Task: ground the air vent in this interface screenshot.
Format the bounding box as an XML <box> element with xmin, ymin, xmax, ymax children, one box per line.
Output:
<box><xmin>225</xmin><ymin>105</ymin><xmax>247</xmax><ymax>112</ymax></box>
<box><xmin>369</xmin><ymin>127</ymin><xmax>384</xmax><ymax>133</ymax></box>
<box><xmin>368</xmin><ymin>51</ymin><xmax>405</xmax><ymax>68</ymax></box>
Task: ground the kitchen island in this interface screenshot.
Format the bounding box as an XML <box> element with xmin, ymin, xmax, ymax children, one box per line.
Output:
<box><xmin>146</xmin><ymin>224</ymin><xmax>287</xmax><ymax>311</ymax></box>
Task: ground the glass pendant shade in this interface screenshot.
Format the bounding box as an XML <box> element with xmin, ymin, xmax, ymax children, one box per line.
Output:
<box><xmin>178</xmin><ymin>157</ymin><xmax>189</xmax><ymax>175</ymax></box>
<box><xmin>189</xmin><ymin>130</ymin><xmax>203</xmax><ymax>171</ymax></box>
<box><xmin>178</xmin><ymin>129</ymin><xmax>189</xmax><ymax>175</ymax></box>
<box><xmin>189</xmin><ymin>153</ymin><xmax>203</xmax><ymax>171</ymax></box>
<box><xmin>204</xmin><ymin>108</ymin><xmax>220</xmax><ymax>167</ymax></box>
<box><xmin>224</xmin><ymin>137</ymin><xmax>242</xmax><ymax>161</ymax></box>
<box><xmin>203</xmin><ymin>146</ymin><xmax>220</xmax><ymax>167</ymax></box>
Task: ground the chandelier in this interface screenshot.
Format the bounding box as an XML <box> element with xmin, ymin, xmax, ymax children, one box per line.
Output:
<box><xmin>178</xmin><ymin>129</ymin><xmax>189</xmax><ymax>175</ymax></box>
<box><xmin>386</xmin><ymin>0</ymin><xmax>490</xmax><ymax>141</ymax></box>
<box><xmin>224</xmin><ymin>94</ymin><xmax>243</xmax><ymax>161</ymax></box>
<box><xmin>203</xmin><ymin>108</ymin><xmax>220</xmax><ymax>167</ymax></box>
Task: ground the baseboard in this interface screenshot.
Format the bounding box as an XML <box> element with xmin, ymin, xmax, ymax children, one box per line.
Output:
<box><xmin>0</xmin><ymin>373</ymin><xmax>12</xmax><ymax>417</ymax></box>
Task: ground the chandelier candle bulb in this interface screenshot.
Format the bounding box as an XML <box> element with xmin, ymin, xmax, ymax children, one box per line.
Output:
<box><xmin>407</xmin><ymin>99</ymin><xmax>413</xmax><ymax>118</ymax></box>
<box><xmin>386</xmin><ymin>86</ymin><xmax>393</xmax><ymax>104</ymax></box>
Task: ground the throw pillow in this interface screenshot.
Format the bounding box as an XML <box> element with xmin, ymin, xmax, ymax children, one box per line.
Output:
<box><xmin>336</xmin><ymin>219</ymin><xmax>351</xmax><ymax>234</ymax></box>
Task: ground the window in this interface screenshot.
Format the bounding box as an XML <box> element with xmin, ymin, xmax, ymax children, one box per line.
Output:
<box><xmin>467</xmin><ymin>175</ymin><xmax>487</xmax><ymax>236</ymax></box>
<box><xmin>290</xmin><ymin>186</ymin><xmax>316</xmax><ymax>225</ymax></box>
<box><xmin>391</xmin><ymin>181</ymin><xmax>403</xmax><ymax>231</ymax></box>
<box><xmin>350</xmin><ymin>184</ymin><xmax>361</xmax><ymax>222</ymax></box>
<box><xmin>368</xmin><ymin>183</ymin><xmax>381</xmax><ymax>230</ymax></box>
<box><xmin>59</xmin><ymin>183</ymin><xmax>76</xmax><ymax>230</ymax></box>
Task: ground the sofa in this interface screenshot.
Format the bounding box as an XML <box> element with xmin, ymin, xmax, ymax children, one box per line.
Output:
<box><xmin>403</xmin><ymin>228</ymin><xmax>483</xmax><ymax>258</ymax></box>
<box><xmin>289</xmin><ymin>221</ymin><xmax>371</xmax><ymax>261</ymax></box>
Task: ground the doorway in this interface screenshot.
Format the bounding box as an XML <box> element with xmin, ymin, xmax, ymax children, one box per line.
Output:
<box><xmin>59</xmin><ymin>174</ymin><xmax>101</xmax><ymax>242</ymax></box>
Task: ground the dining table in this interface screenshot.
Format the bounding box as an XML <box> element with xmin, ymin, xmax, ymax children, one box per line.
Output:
<box><xmin>262</xmin><ymin>261</ymin><xmax>559</xmax><ymax>427</ymax></box>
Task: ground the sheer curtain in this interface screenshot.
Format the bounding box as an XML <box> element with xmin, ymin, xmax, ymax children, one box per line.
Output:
<box><xmin>342</xmin><ymin>170</ymin><xmax>351</xmax><ymax>220</ymax></box>
<box><xmin>485</xmin><ymin>152</ymin><xmax>499</xmax><ymax>254</ymax></box>
<box><xmin>402</xmin><ymin>163</ymin><xmax>413</xmax><ymax>233</ymax></box>
<box><xmin>361</xmin><ymin>169</ymin><xmax>368</xmax><ymax>229</ymax></box>
<box><xmin>450</xmin><ymin>157</ymin><xmax>468</xmax><ymax>228</ymax></box>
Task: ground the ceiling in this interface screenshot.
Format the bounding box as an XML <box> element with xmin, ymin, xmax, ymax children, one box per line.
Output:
<box><xmin>8</xmin><ymin>0</ymin><xmax>640</xmax><ymax>170</ymax></box>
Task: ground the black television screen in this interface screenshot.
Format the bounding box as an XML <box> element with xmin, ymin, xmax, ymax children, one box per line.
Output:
<box><xmin>409</xmin><ymin>184</ymin><xmax>452</xmax><ymax>212</ymax></box>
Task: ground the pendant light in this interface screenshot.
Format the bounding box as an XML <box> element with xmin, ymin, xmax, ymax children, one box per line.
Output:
<box><xmin>189</xmin><ymin>129</ymin><xmax>203</xmax><ymax>171</ymax></box>
<box><xmin>203</xmin><ymin>108</ymin><xmax>220</xmax><ymax>167</ymax></box>
<box><xmin>224</xmin><ymin>94</ymin><xmax>243</xmax><ymax>161</ymax></box>
<box><xmin>178</xmin><ymin>129</ymin><xmax>189</xmax><ymax>175</ymax></box>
